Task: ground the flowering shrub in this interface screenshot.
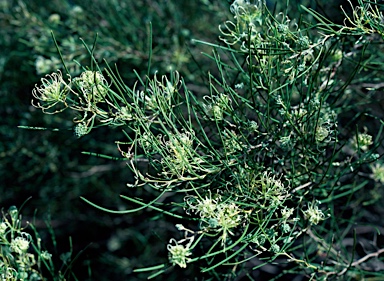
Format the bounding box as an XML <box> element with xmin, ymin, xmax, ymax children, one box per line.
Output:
<box><xmin>25</xmin><ymin>0</ymin><xmax>384</xmax><ymax>279</ymax></box>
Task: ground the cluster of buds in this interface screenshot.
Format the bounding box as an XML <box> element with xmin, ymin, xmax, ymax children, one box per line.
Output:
<box><xmin>350</xmin><ymin>132</ymin><xmax>373</xmax><ymax>152</ymax></box>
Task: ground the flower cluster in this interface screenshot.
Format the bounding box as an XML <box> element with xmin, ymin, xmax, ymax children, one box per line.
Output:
<box><xmin>74</xmin><ymin>122</ymin><xmax>89</xmax><ymax>138</ymax></box>
<box><xmin>303</xmin><ymin>201</ymin><xmax>326</xmax><ymax>225</ymax></box>
<box><xmin>167</xmin><ymin>238</ymin><xmax>192</xmax><ymax>268</ymax></box>
<box><xmin>10</xmin><ymin>235</ymin><xmax>30</xmax><ymax>255</ymax></box>
<box><xmin>257</xmin><ymin>171</ymin><xmax>289</xmax><ymax>205</ymax></box>
<box><xmin>202</xmin><ymin>93</ymin><xmax>232</xmax><ymax>121</ymax></box>
<box><xmin>139</xmin><ymin>72</ymin><xmax>180</xmax><ymax>114</ymax></box>
<box><xmin>220</xmin><ymin>0</ymin><xmax>265</xmax><ymax>50</ymax></box>
<box><xmin>185</xmin><ymin>194</ymin><xmax>244</xmax><ymax>245</ymax></box>
<box><xmin>73</xmin><ymin>70</ymin><xmax>109</xmax><ymax>103</ymax></box>
<box><xmin>278</xmin><ymin>94</ymin><xmax>338</xmax><ymax>148</ymax></box>
<box><xmin>0</xmin><ymin>207</ymin><xmax>53</xmax><ymax>280</ymax></box>
<box><xmin>371</xmin><ymin>162</ymin><xmax>384</xmax><ymax>183</ymax></box>
<box><xmin>222</xmin><ymin>129</ymin><xmax>245</xmax><ymax>154</ymax></box>
<box><xmin>32</xmin><ymin>70</ymin><xmax>69</xmax><ymax>113</ymax></box>
<box><xmin>158</xmin><ymin>130</ymin><xmax>214</xmax><ymax>179</ymax></box>
<box><xmin>161</xmin><ymin>131</ymin><xmax>196</xmax><ymax>177</ymax></box>
<box><xmin>32</xmin><ymin>69</ymin><xmax>126</xmax><ymax>136</ymax></box>
<box><xmin>311</xmin><ymin>98</ymin><xmax>338</xmax><ymax>144</ymax></box>
<box><xmin>241</xmin><ymin>168</ymin><xmax>290</xmax><ymax>209</ymax></box>
<box><xmin>350</xmin><ymin>132</ymin><xmax>373</xmax><ymax>152</ymax></box>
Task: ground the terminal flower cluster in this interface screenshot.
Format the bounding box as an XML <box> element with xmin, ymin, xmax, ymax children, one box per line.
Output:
<box><xmin>185</xmin><ymin>194</ymin><xmax>245</xmax><ymax>245</ymax></box>
<box><xmin>167</xmin><ymin>238</ymin><xmax>192</xmax><ymax>268</ymax></box>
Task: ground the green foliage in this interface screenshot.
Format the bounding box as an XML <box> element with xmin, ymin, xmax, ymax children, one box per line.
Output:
<box><xmin>3</xmin><ymin>0</ymin><xmax>384</xmax><ymax>280</ymax></box>
<box><xmin>0</xmin><ymin>0</ymin><xmax>229</xmax><ymax>280</ymax></box>
<box><xmin>0</xmin><ymin>206</ymin><xmax>78</xmax><ymax>281</ymax></box>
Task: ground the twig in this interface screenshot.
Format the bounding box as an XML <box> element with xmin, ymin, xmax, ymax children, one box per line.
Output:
<box><xmin>337</xmin><ymin>248</ymin><xmax>384</xmax><ymax>276</ymax></box>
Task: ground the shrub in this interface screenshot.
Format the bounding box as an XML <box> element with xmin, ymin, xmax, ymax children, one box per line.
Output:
<box><xmin>19</xmin><ymin>0</ymin><xmax>384</xmax><ymax>280</ymax></box>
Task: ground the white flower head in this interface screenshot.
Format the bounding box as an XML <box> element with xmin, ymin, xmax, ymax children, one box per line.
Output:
<box><xmin>0</xmin><ymin>222</ymin><xmax>7</xmax><ymax>235</ymax></box>
<box><xmin>303</xmin><ymin>201</ymin><xmax>326</xmax><ymax>225</ymax></box>
<box><xmin>371</xmin><ymin>162</ymin><xmax>384</xmax><ymax>183</ymax></box>
<box><xmin>167</xmin><ymin>238</ymin><xmax>192</xmax><ymax>268</ymax></box>
<box><xmin>32</xmin><ymin>70</ymin><xmax>69</xmax><ymax>113</ymax></box>
<box><xmin>10</xmin><ymin>235</ymin><xmax>30</xmax><ymax>254</ymax></box>
<box><xmin>75</xmin><ymin>70</ymin><xmax>108</xmax><ymax>102</ymax></box>
<box><xmin>196</xmin><ymin>196</ymin><xmax>219</xmax><ymax>218</ymax></box>
<box><xmin>185</xmin><ymin>193</ymin><xmax>221</xmax><ymax>218</ymax></box>
<box><xmin>350</xmin><ymin>132</ymin><xmax>373</xmax><ymax>152</ymax></box>
<box><xmin>281</xmin><ymin>207</ymin><xmax>294</xmax><ymax>220</ymax></box>
<box><xmin>216</xmin><ymin>203</ymin><xmax>242</xmax><ymax>232</ymax></box>
<box><xmin>41</xmin><ymin>251</ymin><xmax>52</xmax><ymax>260</ymax></box>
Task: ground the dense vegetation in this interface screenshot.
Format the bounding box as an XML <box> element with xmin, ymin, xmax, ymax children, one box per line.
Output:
<box><xmin>1</xmin><ymin>1</ymin><xmax>384</xmax><ymax>280</ymax></box>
